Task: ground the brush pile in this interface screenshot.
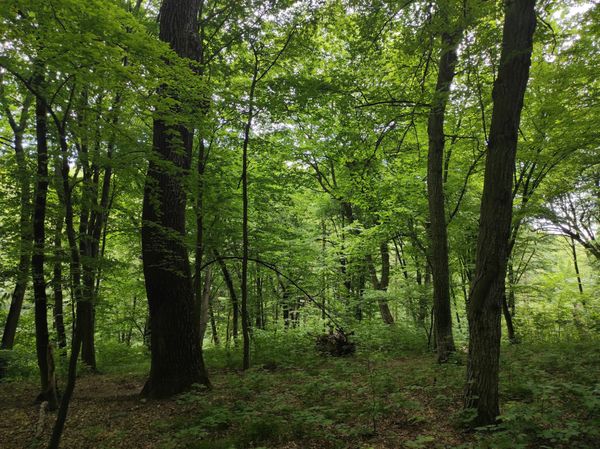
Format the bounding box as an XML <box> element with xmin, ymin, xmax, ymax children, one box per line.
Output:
<box><xmin>315</xmin><ymin>328</ymin><xmax>355</xmax><ymax>356</ymax></box>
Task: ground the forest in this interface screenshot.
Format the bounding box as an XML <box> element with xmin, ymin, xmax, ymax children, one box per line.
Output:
<box><xmin>0</xmin><ymin>0</ymin><xmax>598</xmax><ymax>448</ymax></box>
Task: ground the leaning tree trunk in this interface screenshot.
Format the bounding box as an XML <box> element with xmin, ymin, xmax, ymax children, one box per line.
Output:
<box><xmin>141</xmin><ymin>0</ymin><xmax>209</xmax><ymax>397</ymax></box>
<box><xmin>427</xmin><ymin>28</ymin><xmax>462</xmax><ymax>363</ymax></box>
<box><xmin>32</xmin><ymin>90</ymin><xmax>58</xmax><ymax>410</ymax></box>
<box><xmin>465</xmin><ymin>0</ymin><xmax>536</xmax><ymax>427</ymax></box>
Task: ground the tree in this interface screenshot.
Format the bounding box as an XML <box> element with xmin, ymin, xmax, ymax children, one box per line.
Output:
<box><xmin>31</xmin><ymin>72</ymin><xmax>58</xmax><ymax>410</ymax></box>
<box><xmin>140</xmin><ymin>0</ymin><xmax>210</xmax><ymax>397</ymax></box>
<box><xmin>0</xmin><ymin>85</ymin><xmax>32</xmax><ymax>351</ymax></box>
<box><xmin>426</xmin><ymin>5</ymin><xmax>462</xmax><ymax>363</ymax></box>
<box><xmin>464</xmin><ymin>0</ymin><xmax>537</xmax><ymax>426</ymax></box>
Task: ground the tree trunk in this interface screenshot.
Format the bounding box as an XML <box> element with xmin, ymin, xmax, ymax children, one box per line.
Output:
<box><xmin>255</xmin><ymin>264</ymin><xmax>264</xmax><ymax>329</ymax></box>
<box><xmin>47</xmin><ymin>301</ymin><xmax>83</xmax><ymax>449</ymax></box>
<box><xmin>1</xmin><ymin>99</ymin><xmax>32</xmax><ymax>350</ymax></box>
<box><xmin>366</xmin><ymin>243</ymin><xmax>394</xmax><ymax>324</ymax></box>
<box><xmin>194</xmin><ymin>135</ymin><xmax>207</xmax><ymax>334</ymax></box>
<box><xmin>140</xmin><ymin>0</ymin><xmax>209</xmax><ymax>397</ymax></box>
<box><xmin>570</xmin><ymin>237</ymin><xmax>584</xmax><ymax>295</ymax></box>
<box><xmin>427</xmin><ymin>28</ymin><xmax>461</xmax><ymax>363</ymax></box>
<box><xmin>52</xmin><ymin>205</ymin><xmax>67</xmax><ymax>351</ymax></box>
<box><xmin>198</xmin><ymin>267</ymin><xmax>212</xmax><ymax>346</ymax></box>
<box><xmin>501</xmin><ymin>294</ymin><xmax>517</xmax><ymax>343</ymax></box>
<box><xmin>216</xmin><ymin>252</ymin><xmax>239</xmax><ymax>341</ymax></box>
<box><xmin>32</xmin><ymin>90</ymin><xmax>58</xmax><ymax>410</ymax></box>
<box><xmin>465</xmin><ymin>0</ymin><xmax>536</xmax><ymax>427</ymax></box>
<box><xmin>209</xmin><ymin>301</ymin><xmax>219</xmax><ymax>346</ymax></box>
<box><xmin>240</xmin><ymin>68</ymin><xmax>258</xmax><ymax>371</ymax></box>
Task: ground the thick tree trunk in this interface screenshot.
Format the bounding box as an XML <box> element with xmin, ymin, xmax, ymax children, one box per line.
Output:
<box><xmin>427</xmin><ymin>29</ymin><xmax>461</xmax><ymax>363</ymax></box>
<box><xmin>465</xmin><ymin>0</ymin><xmax>536</xmax><ymax>427</ymax></box>
<box><xmin>141</xmin><ymin>0</ymin><xmax>209</xmax><ymax>397</ymax></box>
<box><xmin>32</xmin><ymin>91</ymin><xmax>58</xmax><ymax>410</ymax></box>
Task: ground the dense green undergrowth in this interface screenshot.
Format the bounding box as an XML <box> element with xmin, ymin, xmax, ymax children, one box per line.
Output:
<box><xmin>2</xmin><ymin>325</ymin><xmax>599</xmax><ymax>449</ymax></box>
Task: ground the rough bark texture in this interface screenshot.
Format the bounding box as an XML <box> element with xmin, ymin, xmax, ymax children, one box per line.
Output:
<box><xmin>465</xmin><ymin>0</ymin><xmax>536</xmax><ymax>427</ymax></box>
<box><xmin>427</xmin><ymin>30</ymin><xmax>461</xmax><ymax>363</ymax></box>
<box><xmin>141</xmin><ymin>0</ymin><xmax>209</xmax><ymax>397</ymax></box>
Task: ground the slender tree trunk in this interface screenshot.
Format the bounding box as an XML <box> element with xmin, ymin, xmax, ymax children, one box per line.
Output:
<box><xmin>1</xmin><ymin>100</ymin><xmax>32</xmax><ymax>350</ymax></box>
<box><xmin>501</xmin><ymin>294</ymin><xmax>517</xmax><ymax>343</ymax></box>
<box><xmin>465</xmin><ymin>0</ymin><xmax>536</xmax><ymax>427</ymax></box>
<box><xmin>216</xmin><ymin>251</ymin><xmax>239</xmax><ymax>341</ymax></box>
<box><xmin>53</xmin><ymin>205</ymin><xmax>67</xmax><ymax>351</ymax></box>
<box><xmin>278</xmin><ymin>276</ymin><xmax>291</xmax><ymax>329</ymax></box>
<box><xmin>32</xmin><ymin>90</ymin><xmax>58</xmax><ymax>410</ymax></box>
<box><xmin>198</xmin><ymin>267</ymin><xmax>212</xmax><ymax>346</ymax></box>
<box><xmin>240</xmin><ymin>72</ymin><xmax>257</xmax><ymax>371</ymax></box>
<box><xmin>140</xmin><ymin>0</ymin><xmax>209</xmax><ymax>397</ymax></box>
<box><xmin>570</xmin><ymin>237</ymin><xmax>584</xmax><ymax>295</ymax></box>
<box><xmin>194</xmin><ymin>135</ymin><xmax>207</xmax><ymax>333</ymax></box>
<box><xmin>366</xmin><ymin>243</ymin><xmax>394</xmax><ymax>324</ymax></box>
<box><xmin>209</xmin><ymin>301</ymin><xmax>219</xmax><ymax>346</ymax></box>
<box><xmin>47</xmin><ymin>303</ymin><xmax>83</xmax><ymax>449</ymax></box>
<box><xmin>255</xmin><ymin>263</ymin><xmax>264</xmax><ymax>329</ymax></box>
<box><xmin>427</xmin><ymin>28</ymin><xmax>461</xmax><ymax>363</ymax></box>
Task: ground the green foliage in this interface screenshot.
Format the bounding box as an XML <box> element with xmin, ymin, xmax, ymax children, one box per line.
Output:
<box><xmin>0</xmin><ymin>0</ymin><xmax>598</xmax><ymax>447</ymax></box>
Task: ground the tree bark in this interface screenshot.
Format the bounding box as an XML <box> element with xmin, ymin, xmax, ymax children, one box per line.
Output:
<box><xmin>1</xmin><ymin>101</ymin><xmax>32</xmax><ymax>350</ymax></box>
<box><xmin>140</xmin><ymin>0</ymin><xmax>209</xmax><ymax>397</ymax></box>
<box><xmin>32</xmin><ymin>89</ymin><xmax>58</xmax><ymax>410</ymax></box>
<box><xmin>197</xmin><ymin>266</ymin><xmax>213</xmax><ymax>347</ymax></box>
<box><xmin>215</xmin><ymin>251</ymin><xmax>239</xmax><ymax>341</ymax></box>
<box><xmin>52</xmin><ymin>204</ymin><xmax>67</xmax><ymax>351</ymax></box>
<box><xmin>366</xmin><ymin>243</ymin><xmax>394</xmax><ymax>324</ymax></box>
<box><xmin>465</xmin><ymin>0</ymin><xmax>536</xmax><ymax>427</ymax></box>
<box><xmin>240</xmin><ymin>66</ymin><xmax>258</xmax><ymax>370</ymax></box>
<box><xmin>570</xmin><ymin>237</ymin><xmax>584</xmax><ymax>295</ymax></box>
<box><xmin>209</xmin><ymin>301</ymin><xmax>219</xmax><ymax>346</ymax></box>
<box><xmin>427</xmin><ymin>28</ymin><xmax>461</xmax><ymax>363</ymax></box>
<box><xmin>501</xmin><ymin>294</ymin><xmax>517</xmax><ymax>343</ymax></box>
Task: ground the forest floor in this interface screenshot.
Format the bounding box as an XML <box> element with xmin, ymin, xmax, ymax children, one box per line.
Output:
<box><xmin>1</xmin><ymin>331</ymin><xmax>599</xmax><ymax>449</ymax></box>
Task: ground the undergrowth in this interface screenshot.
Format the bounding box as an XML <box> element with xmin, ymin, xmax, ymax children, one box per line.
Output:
<box><xmin>1</xmin><ymin>324</ymin><xmax>598</xmax><ymax>449</ymax></box>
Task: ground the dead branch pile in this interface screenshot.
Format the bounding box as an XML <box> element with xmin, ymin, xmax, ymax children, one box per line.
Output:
<box><xmin>315</xmin><ymin>328</ymin><xmax>355</xmax><ymax>356</ymax></box>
